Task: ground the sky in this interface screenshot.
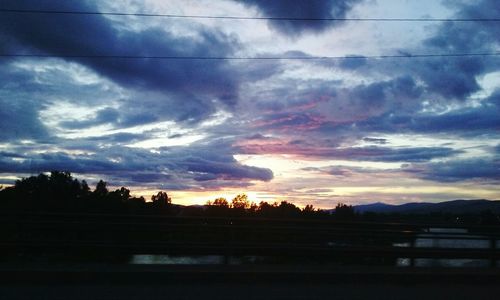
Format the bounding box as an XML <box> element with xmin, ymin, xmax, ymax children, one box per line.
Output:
<box><xmin>0</xmin><ymin>0</ymin><xmax>499</xmax><ymax>208</ymax></box>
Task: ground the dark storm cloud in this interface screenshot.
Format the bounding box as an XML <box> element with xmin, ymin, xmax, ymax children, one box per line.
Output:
<box><xmin>411</xmin><ymin>107</ymin><xmax>500</xmax><ymax>133</ymax></box>
<box><xmin>409</xmin><ymin>57</ymin><xmax>486</xmax><ymax>100</ymax></box>
<box><xmin>348</xmin><ymin>90</ymin><xmax>500</xmax><ymax>135</ymax></box>
<box><xmin>0</xmin><ymin>152</ymin><xmax>118</xmax><ymax>174</ymax></box>
<box><xmin>404</xmin><ymin>0</ymin><xmax>499</xmax><ymax>100</ymax></box>
<box><xmin>0</xmin><ymin>0</ymin><xmax>498</xmax><ymax>195</ymax></box>
<box><xmin>238</xmin><ymin>0</ymin><xmax>362</xmax><ymax>36</ymax></box>
<box><xmin>348</xmin><ymin>75</ymin><xmax>423</xmax><ymax>111</ymax></box>
<box><xmin>128</xmin><ymin>173</ymin><xmax>172</xmax><ymax>184</ymax></box>
<box><xmin>160</xmin><ymin>140</ymin><xmax>274</xmax><ymax>182</ymax></box>
<box><xmin>325</xmin><ymin>0</ymin><xmax>499</xmax><ymax>102</ymax></box>
<box><xmin>426</xmin><ymin>0</ymin><xmax>500</xmax><ymax>53</ymax></box>
<box><xmin>0</xmin><ymin>59</ymin><xmax>126</xmax><ymax>139</ymax></box>
<box><xmin>0</xmin><ymin>99</ymin><xmax>49</xmax><ymax>141</ymax></box>
<box><xmin>0</xmin><ymin>56</ymin><xmax>124</xmax><ymax>106</ymax></box>
<box><xmin>250</xmin><ymin>75</ymin><xmax>423</xmax><ymax>134</ymax></box>
<box><xmin>0</xmin><ymin>140</ymin><xmax>274</xmax><ymax>189</ymax></box>
<box><xmin>244</xmin><ymin>0</ymin><xmax>499</xmax><ymax>140</ymax></box>
<box><xmin>0</xmin><ymin>0</ymin><xmax>241</xmax><ymax>123</ymax></box>
<box><xmin>351</xmin><ymin>81</ymin><xmax>386</xmax><ymax>107</ymax></box>
<box><xmin>184</xmin><ymin>157</ymin><xmax>273</xmax><ymax>182</ymax></box>
<box><xmin>404</xmin><ymin>158</ymin><xmax>500</xmax><ymax>183</ymax></box>
<box><xmin>0</xmin><ymin>64</ymin><xmax>50</xmax><ymax>141</ymax></box>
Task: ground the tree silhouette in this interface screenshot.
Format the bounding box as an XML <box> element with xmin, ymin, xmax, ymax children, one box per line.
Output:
<box><xmin>212</xmin><ymin>197</ymin><xmax>229</xmax><ymax>207</ymax></box>
<box><xmin>109</xmin><ymin>187</ymin><xmax>131</xmax><ymax>202</ymax></box>
<box><xmin>257</xmin><ymin>201</ymin><xmax>279</xmax><ymax>217</ymax></box>
<box><xmin>126</xmin><ymin>195</ymin><xmax>146</xmax><ymax>212</ymax></box>
<box><xmin>248</xmin><ymin>202</ymin><xmax>258</xmax><ymax>214</ymax></box>
<box><xmin>3</xmin><ymin>171</ymin><xmax>92</xmax><ymax>211</ymax></box>
<box><xmin>0</xmin><ymin>172</ymin><xmax>162</xmax><ymax>214</ymax></box>
<box><xmin>303</xmin><ymin>204</ymin><xmax>315</xmax><ymax>213</ymax></box>
<box><xmin>94</xmin><ymin>180</ymin><xmax>108</xmax><ymax>198</ymax></box>
<box><xmin>0</xmin><ymin>172</ymin><xmax>356</xmax><ymax>220</ymax></box>
<box><xmin>277</xmin><ymin>201</ymin><xmax>301</xmax><ymax>217</ymax></box>
<box><xmin>335</xmin><ymin>203</ymin><xmax>356</xmax><ymax>220</ymax></box>
<box><xmin>232</xmin><ymin>194</ymin><xmax>250</xmax><ymax>209</ymax></box>
<box><xmin>206</xmin><ymin>197</ymin><xmax>230</xmax><ymax>216</ymax></box>
<box><xmin>151</xmin><ymin>191</ymin><xmax>171</xmax><ymax>210</ymax></box>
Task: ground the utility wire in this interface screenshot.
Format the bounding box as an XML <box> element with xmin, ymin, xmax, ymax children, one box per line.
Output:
<box><xmin>1</xmin><ymin>53</ymin><xmax>499</xmax><ymax>60</ymax></box>
<box><xmin>1</xmin><ymin>8</ymin><xmax>499</xmax><ymax>22</ymax></box>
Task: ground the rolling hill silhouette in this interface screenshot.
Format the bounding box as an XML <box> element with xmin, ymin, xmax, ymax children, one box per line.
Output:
<box><xmin>354</xmin><ymin>199</ymin><xmax>500</xmax><ymax>214</ymax></box>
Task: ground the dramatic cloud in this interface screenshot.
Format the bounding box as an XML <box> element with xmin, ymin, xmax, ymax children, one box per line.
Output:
<box><xmin>400</xmin><ymin>0</ymin><xmax>498</xmax><ymax>101</ymax></box>
<box><xmin>0</xmin><ymin>64</ymin><xmax>53</xmax><ymax>141</ymax></box>
<box><xmin>239</xmin><ymin>0</ymin><xmax>361</xmax><ymax>36</ymax></box>
<box><xmin>1</xmin><ymin>0</ymin><xmax>241</xmax><ymax>123</ymax></box>
<box><xmin>0</xmin><ymin>140</ymin><xmax>273</xmax><ymax>190</ymax></box>
<box><xmin>236</xmin><ymin>136</ymin><xmax>461</xmax><ymax>162</ymax></box>
<box><xmin>347</xmin><ymin>90</ymin><xmax>500</xmax><ymax>135</ymax></box>
<box><xmin>405</xmin><ymin>158</ymin><xmax>500</xmax><ymax>183</ymax></box>
<box><xmin>0</xmin><ymin>98</ymin><xmax>49</xmax><ymax>141</ymax></box>
<box><xmin>0</xmin><ymin>0</ymin><xmax>499</xmax><ymax>205</ymax></box>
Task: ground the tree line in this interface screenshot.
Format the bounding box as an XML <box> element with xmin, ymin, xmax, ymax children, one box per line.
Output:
<box><xmin>0</xmin><ymin>171</ymin><xmax>355</xmax><ymax>219</ymax></box>
<box><xmin>0</xmin><ymin>171</ymin><xmax>170</xmax><ymax>214</ymax></box>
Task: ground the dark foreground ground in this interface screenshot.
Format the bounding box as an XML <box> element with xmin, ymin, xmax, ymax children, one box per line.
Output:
<box><xmin>1</xmin><ymin>264</ymin><xmax>500</xmax><ymax>300</ymax></box>
<box><xmin>3</xmin><ymin>282</ymin><xmax>500</xmax><ymax>300</ymax></box>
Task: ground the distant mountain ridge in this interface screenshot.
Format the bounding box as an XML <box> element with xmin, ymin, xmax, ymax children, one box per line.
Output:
<box><xmin>353</xmin><ymin>199</ymin><xmax>500</xmax><ymax>214</ymax></box>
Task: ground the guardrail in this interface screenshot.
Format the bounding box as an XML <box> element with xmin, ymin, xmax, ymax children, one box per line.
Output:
<box><xmin>1</xmin><ymin>212</ymin><xmax>499</xmax><ymax>267</ymax></box>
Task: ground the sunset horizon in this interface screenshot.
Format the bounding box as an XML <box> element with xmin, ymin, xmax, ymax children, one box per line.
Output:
<box><xmin>6</xmin><ymin>170</ymin><xmax>500</xmax><ymax>209</ymax></box>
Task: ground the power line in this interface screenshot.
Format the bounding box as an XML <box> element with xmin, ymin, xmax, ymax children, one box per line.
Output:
<box><xmin>1</xmin><ymin>8</ymin><xmax>499</xmax><ymax>22</ymax></box>
<box><xmin>1</xmin><ymin>52</ymin><xmax>499</xmax><ymax>60</ymax></box>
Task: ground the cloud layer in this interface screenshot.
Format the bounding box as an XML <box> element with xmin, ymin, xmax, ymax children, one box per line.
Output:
<box><xmin>0</xmin><ymin>0</ymin><xmax>498</xmax><ymax>204</ymax></box>
<box><xmin>239</xmin><ymin>0</ymin><xmax>361</xmax><ymax>36</ymax></box>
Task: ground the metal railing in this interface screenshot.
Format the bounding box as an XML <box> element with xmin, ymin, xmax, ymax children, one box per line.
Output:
<box><xmin>1</xmin><ymin>212</ymin><xmax>499</xmax><ymax>267</ymax></box>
